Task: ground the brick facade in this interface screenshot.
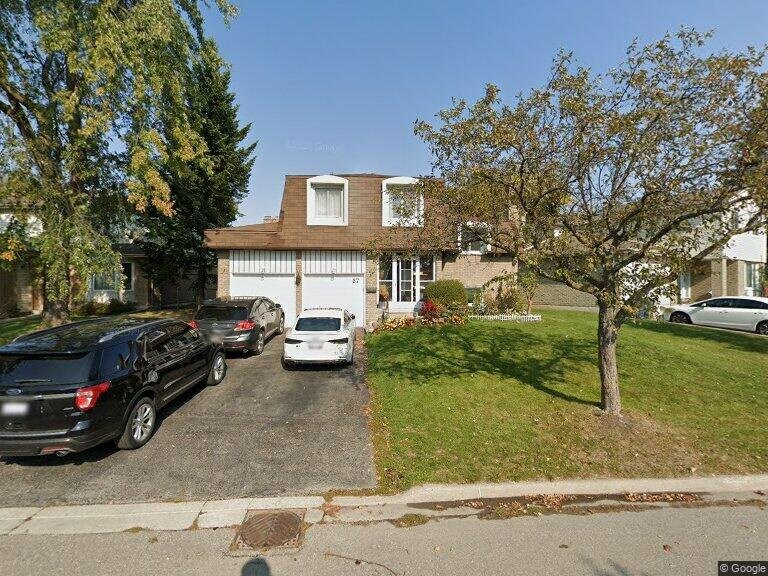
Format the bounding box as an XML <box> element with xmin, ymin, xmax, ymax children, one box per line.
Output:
<box><xmin>437</xmin><ymin>253</ymin><xmax>517</xmax><ymax>287</ymax></box>
<box><xmin>532</xmin><ymin>278</ymin><xmax>597</xmax><ymax>307</ymax></box>
<box><xmin>217</xmin><ymin>250</ymin><xmax>230</xmax><ymax>299</ymax></box>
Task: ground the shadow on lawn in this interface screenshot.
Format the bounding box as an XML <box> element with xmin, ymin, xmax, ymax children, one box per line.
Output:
<box><xmin>632</xmin><ymin>319</ymin><xmax>768</xmax><ymax>354</ymax></box>
<box><xmin>372</xmin><ymin>325</ymin><xmax>598</xmax><ymax>407</ymax></box>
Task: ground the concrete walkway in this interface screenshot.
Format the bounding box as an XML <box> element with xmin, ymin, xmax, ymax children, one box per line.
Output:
<box><xmin>3</xmin><ymin>474</ymin><xmax>766</xmax><ymax>536</ymax></box>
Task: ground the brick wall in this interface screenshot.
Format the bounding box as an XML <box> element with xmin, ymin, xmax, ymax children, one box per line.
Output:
<box><xmin>217</xmin><ymin>250</ymin><xmax>230</xmax><ymax>299</ymax></box>
<box><xmin>532</xmin><ymin>278</ymin><xmax>597</xmax><ymax>307</ymax></box>
<box><xmin>437</xmin><ymin>253</ymin><xmax>517</xmax><ymax>287</ymax></box>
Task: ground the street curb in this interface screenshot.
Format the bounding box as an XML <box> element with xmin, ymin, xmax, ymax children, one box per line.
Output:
<box><xmin>330</xmin><ymin>474</ymin><xmax>768</xmax><ymax>507</ymax></box>
<box><xmin>1</xmin><ymin>475</ymin><xmax>766</xmax><ymax>536</ymax></box>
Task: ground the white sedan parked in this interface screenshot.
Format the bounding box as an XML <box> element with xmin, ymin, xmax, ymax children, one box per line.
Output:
<box><xmin>282</xmin><ymin>308</ymin><xmax>357</xmax><ymax>368</ymax></box>
<box><xmin>662</xmin><ymin>296</ymin><xmax>768</xmax><ymax>335</ymax></box>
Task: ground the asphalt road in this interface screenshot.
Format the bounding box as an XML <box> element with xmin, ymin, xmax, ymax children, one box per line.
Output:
<box><xmin>0</xmin><ymin>334</ymin><xmax>376</xmax><ymax>506</ymax></box>
<box><xmin>2</xmin><ymin>497</ymin><xmax>766</xmax><ymax>575</ymax></box>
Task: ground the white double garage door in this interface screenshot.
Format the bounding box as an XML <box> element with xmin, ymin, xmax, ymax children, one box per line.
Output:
<box><xmin>229</xmin><ymin>250</ymin><xmax>366</xmax><ymax>327</ymax></box>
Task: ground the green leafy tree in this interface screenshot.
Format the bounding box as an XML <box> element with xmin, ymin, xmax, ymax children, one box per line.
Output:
<box><xmin>0</xmin><ymin>0</ymin><xmax>236</xmax><ymax>325</ymax></box>
<box><xmin>137</xmin><ymin>39</ymin><xmax>256</xmax><ymax>305</ymax></box>
<box><xmin>413</xmin><ymin>30</ymin><xmax>768</xmax><ymax>415</ymax></box>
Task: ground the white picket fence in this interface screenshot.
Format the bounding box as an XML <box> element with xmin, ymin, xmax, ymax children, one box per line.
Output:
<box><xmin>468</xmin><ymin>313</ymin><xmax>542</xmax><ymax>323</ymax></box>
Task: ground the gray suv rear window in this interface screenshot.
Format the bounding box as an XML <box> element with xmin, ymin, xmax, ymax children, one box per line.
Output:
<box><xmin>196</xmin><ymin>306</ymin><xmax>248</xmax><ymax>321</ymax></box>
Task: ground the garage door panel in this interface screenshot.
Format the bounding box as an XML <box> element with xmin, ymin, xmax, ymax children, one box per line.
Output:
<box><xmin>301</xmin><ymin>275</ymin><xmax>365</xmax><ymax>324</ymax></box>
<box><xmin>230</xmin><ymin>274</ymin><xmax>296</xmax><ymax>325</ymax></box>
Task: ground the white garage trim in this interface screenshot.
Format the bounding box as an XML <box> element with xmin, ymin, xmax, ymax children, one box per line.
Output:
<box><xmin>229</xmin><ymin>250</ymin><xmax>297</xmax><ymax>324</ymax></box>
<box><xmin>230</xmin><ymin>250</ymin><xmax>295</xmax><ymax>275</ymax></box>
<box><xmin>301</xmin><ymin>250</ymin><xmax>366</xmax><ymax>325</ymax></box>
<box><xmin>303</xmin><ymin>250</ymin><xmax>365</xmax><ymax>275</ymax></box>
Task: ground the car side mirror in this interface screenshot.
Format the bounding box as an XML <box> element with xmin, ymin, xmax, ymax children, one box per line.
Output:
<box><xmin>349</xmin><ymin>314</ymin><xmax>355</xmax><ymax>320</ymax></box>
<box><xmin>275</xmin><ymin>303</ymin><xmax>281</xmax><ymax>308</ymax></box>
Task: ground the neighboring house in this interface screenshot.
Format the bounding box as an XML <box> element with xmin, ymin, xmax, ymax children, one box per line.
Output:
<box><xmin>86</xmin><ymin>243</ymin><xmax>217</xmax><ymax>308</ymax></box>
<box><xmin>677</xmin><ymin>229</ymin><xmax>767</xmax><ymax>303</ymax></box>
<box><xmin>0</xmin><ymin>211</ymin><xmax>43</xmax><ymax>316</ymax></box>
<box><xmin>204</xmin><ymin>173</ymin><xmax>518</xmax><ymax>327</ymax></box>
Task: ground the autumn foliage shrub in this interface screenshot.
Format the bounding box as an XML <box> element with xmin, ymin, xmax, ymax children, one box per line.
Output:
<box><xmin>423</xmin><ymin>280</ymin><xmax>467</xmax><ymax>307</ymax></box>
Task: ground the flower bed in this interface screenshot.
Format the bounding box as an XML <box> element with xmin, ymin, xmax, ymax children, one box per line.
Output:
<box><xmin>468</xmin><ymin>313</ymin><xmax>542</xmax><ymax>323</ymax></box>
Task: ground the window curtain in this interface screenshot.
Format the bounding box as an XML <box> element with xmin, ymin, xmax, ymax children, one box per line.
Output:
<box><xmin>315</xmin><ymin>186</ymin><xmax>342</xmax><ymax>218</ymax></box>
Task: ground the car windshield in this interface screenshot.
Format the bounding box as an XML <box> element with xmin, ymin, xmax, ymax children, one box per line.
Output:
<box><xmin>0</xmin><ymin>352</ymin><xmax>96</xmax><ymax>385</ymax></box>
<box><xmin>295</xmin><ymin>317</ymin><xmax>341</xmax><ymax>332</ymax></box>
<box><xmin>196</xmin><ymin>306</ymin><xmax>248</xmax><ymax>321</ymax></box>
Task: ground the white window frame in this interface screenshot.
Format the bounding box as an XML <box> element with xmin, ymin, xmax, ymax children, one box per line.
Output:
<box><xmin>381</xmin><ymin>176</ymin><xmax>422</xmax><ymax>227</ymax></box>
<box><xmin>678</xmin><ymin>272</ymin><xmax>691</xmax><ymax>300</ymax></box>
<box><xmin>122</xmin><ymin>262</ymin><xmax>134</xmax><ymax>293</ymax></box>
<box><xmin>377</xmin><ymin>254</ymin><xmax>435</xmax><ymax>312</ymax></box>
<box><xmin>745</xmin><ymin>262</ymin><xmax>763</xmax><ymax>291</ymax></box>
<box><xmin>307</xmin><ymin>175</ymin><xmax>348</xmax><ymax>226</ymax></box>
<box><xmin>458</xmin><ymin>222</ymin><xmax>491</xmax><ymax>255</ymax></box>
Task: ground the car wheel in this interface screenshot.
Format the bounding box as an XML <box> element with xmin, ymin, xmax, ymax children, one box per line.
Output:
<box><xmin>116</xmin><ymin>397</ymin><xmax>157</xmax><ymax>450</ymax></box>
<box><xmin>254</xmin><ymin>330</ymin><xmax>265</xmax><ymax>355</ymax></box>
<box><xmin>757</xmin><ymin>321</ymin><xmax>768</xmax><ymax>336</ymax></box>
<box><xmin>277</xmin><ymin>314</ymin><xmax>285</xmax><ymax>335</ymax></box>
<box><xmin>281</xmin><ymin>355</ymin><xmax>293</xmax><ymax>370</ymax></box>
<box><xmin>670</xmin><ymin>312</ymin><xmax>691</xmax><ymax>324</ymax></box>
<box><xmin>207</xmin><ymin>351</ymin><xmax>227</xmax><ymax>385</ymax></box>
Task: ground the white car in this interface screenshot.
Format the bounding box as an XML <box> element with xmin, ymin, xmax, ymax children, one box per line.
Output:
<box><xmin>662</xmin><ymin>296</ymin><xmax>768</xmax><ymax>335</ymax></box>
<box><xmin>282</xmin><ymin>308</ymin><xmax>357</xmax><ymax>367</ymax></box>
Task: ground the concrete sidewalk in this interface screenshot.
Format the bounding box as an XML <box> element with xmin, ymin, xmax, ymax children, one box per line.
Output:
<box><xmin>2</xmin><ymin>474</ymin><xmax>766</xmax><ymax>536</ymax></box>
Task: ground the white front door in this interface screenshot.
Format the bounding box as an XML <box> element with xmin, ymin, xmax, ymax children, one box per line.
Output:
<box><xmin>301</xmin><ymin>251</ymin><xmax>366</xmax><ymax>323</ymax></box>
<box><xmin>378</xmin><ymin>255</ymin><xmax>435</xmax><ymax>313</ymax></box>
<box><xmin>229</xmin><ymin>250</ymin><xmax>297</xmax><ymax>325</ymax></box>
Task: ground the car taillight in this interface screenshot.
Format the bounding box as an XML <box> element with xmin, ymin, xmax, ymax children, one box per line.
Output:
<box><xmin>188</xmin><ymin>319</ymin><xmax>199</xmax><ymax>330</ymax></box>
<box><xmin>329</xmin><ymin>338</ymin><xmax>348</xmax><ymax>344</ymax></box>
<box><xmin>234</xmin><ymin>320</ymin><xmax>256</xmax><ymax>331</ymax></box>
<box><xmin>75</xmin><ymin>381</ymin><xmax>111</xmax><ymax>412</ymax></box>
<box><xmin>284</xmin><ymin>337</ymin><xmax>302</xmax><ymax>344</ymax></box>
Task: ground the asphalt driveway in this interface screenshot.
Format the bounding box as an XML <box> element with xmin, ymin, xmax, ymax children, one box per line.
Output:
<box><xmin>0</xmin><ymin>334</ymin><xmax>376</xmax><ymax>507</ymax></box>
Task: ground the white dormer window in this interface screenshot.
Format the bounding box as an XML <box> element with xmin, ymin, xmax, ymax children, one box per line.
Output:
<box><xmin>459</xmin><ymin>222</ymin><xmax>491</xmax><ymax>254</ymax></box>
<box><xmin>307</xmin><ymin>175</ymin><xmax>348</xmax><ymax>226</ymax></box>
<box><xmin>382</xmin><ymin>176</ymin><xmax>422</xmax><ymax>227</ymax></box>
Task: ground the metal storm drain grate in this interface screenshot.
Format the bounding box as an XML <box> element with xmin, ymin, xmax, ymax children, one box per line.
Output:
<box><xmin>238</xmin><ymin>511</ymin><xmax>303</xmax><ymax>549</ymax></box>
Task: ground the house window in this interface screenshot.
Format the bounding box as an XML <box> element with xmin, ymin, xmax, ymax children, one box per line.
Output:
<box><xmin>746</xmin><ymin>262</ymin><xmax>764</xmax><ymax>292</ymax></box>
<box><xmin>378</xmin><ymin>255</ymin><xmax>435</xmax><ymax>305</ymax></box>
<box><xmin>382</xmin><ymin>177</ymin><xmax>422</xmax><ymax>227</ymax></box>
<box><xmin>378</xmin><ymin>256</ymin><xmax>393</xmax><ymax>303</ymax></box>
<box><xmin>122</xmin><ymin>262</ymin><xmax>134</xmax><ymax>291</ymax></box>
<box><xmin>92</xmin><ymin>273</ymin><xmax>115</xmax><ymax>291</ymax></box>
<box><xmin>678</xmin><ymin>272</ymin><xmax>691</xmax><ymax>300</ymax></box>
<box><xmin>314</xmin><ymin>185</ymin><xmax>344</xmax><ymax>218</ymax></box>
<box><xmin>307</xmin><ymin>175</ymin><xmax>348</xmax><ymax>226</ymax></box>
<box><xmin>459</xmin><ymin>224</ymin><xmax>489</xmax><ymax>254</ymax></box>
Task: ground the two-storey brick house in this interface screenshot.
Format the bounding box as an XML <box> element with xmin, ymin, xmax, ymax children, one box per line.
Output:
<box><xmin>204</xmin><ymin>173</ymin><xmax>518</xmax><ymax>327</ymax></box>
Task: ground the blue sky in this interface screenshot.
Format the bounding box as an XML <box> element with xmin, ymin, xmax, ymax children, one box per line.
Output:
<box><xmin>203</xmin><ymin>0</ymin><xmax>768</xmax><ymax>225</ymax></box>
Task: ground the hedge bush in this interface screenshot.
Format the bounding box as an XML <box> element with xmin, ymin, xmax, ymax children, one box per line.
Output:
<box><xmin>424</xmin><ymin>279</ymin><xmax>467</xmax><ymax>307</ymax></box>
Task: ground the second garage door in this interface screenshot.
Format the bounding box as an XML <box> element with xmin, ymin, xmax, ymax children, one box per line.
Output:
<box><xmin>229</xmin><ymin>250</ymin><xmax>297</xmax><ymax>325</ymax></box>
<box><xmin>301</xmin><ymin>251</ymin><xmax>366</xmax><ymax>324</ymax></box>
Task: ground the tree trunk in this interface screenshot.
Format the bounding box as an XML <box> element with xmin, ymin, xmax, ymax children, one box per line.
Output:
<box><xmin>41</xmin><ymin>298</ymin><xmax>69</xmax><ymax>327</ymax></box>
<box><xmin>597</xmin><ymin>302</ymin><xmax>622</xmax><ymax>415</ymax></box>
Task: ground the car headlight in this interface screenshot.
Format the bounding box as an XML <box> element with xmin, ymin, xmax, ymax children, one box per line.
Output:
<box><xmin>284</xmin><ymin>338</ymin><xmax>302</xmax><ymax>345</ymax></box>
<box><xmin>328</xmin><ymin>337</ymin><xmax>348</xmax><ymax>344</ymax></box>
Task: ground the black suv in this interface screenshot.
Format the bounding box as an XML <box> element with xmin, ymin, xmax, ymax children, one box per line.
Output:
<box><xmin>0</xmin><ymin>317</ymin><xmax>226</xmax><ymax>457</ymax></box>
<box><xmin>190</xmin><ymin>298</ymin><xmax>285</xmax><ymax>355</ymax></box>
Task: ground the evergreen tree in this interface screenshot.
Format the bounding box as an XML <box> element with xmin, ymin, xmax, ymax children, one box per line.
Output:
<box><xmin>138</xmin><ymin>40</ymin><xmax>256</xmax><ymax>304</ymax></box>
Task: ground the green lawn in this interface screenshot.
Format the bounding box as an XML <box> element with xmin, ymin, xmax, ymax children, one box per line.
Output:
<box><xmin>0</xmin><ymin>308</ymin><xmax>194</xmax><ymax>346</ymax></box>
<box><xmin>366</xmin><ymin>310</ymin><xmax>768</xmax><ymax>491</ymax></box>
